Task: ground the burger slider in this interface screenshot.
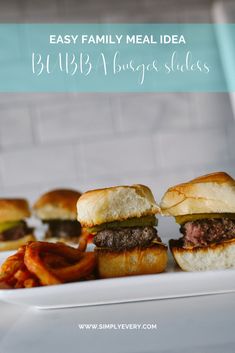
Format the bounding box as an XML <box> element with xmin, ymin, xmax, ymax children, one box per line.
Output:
<box><xmin>77</xmin><ymin>184</ymin><xmax>167</xmax><ymax>278</ymax></box>
<box><xmin>0</xmin><ymin>199</ymin><xmax>35</xmax><ymax>251</ymax></box>
<box><xmin>33</xmin><ymin>189</ymin><xmax>82</xmax><ymax>243</ymax></box>
<box><xmin>160</xmin><ymin>172</ymin><xmax>235</xmax><ymax>271</ymax></box>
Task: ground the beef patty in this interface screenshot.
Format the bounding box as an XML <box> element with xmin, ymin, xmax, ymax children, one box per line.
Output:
<box><xmin>180</xmin><ymin>218</ymin><xmax>235</xmax><ymax>248</ymax></box>
<box><xmin>93</xmin><ymin>226</ymin><xmax>161</xmax><ymax>251</ymax></box>
<box><xmin>0</xmin><ymin>221</ymin><xmax>33</xmax><ymax>241</ymax></box>
<box><xmin>45</xmin><ymin>220</ymin><xmax>81</xmax><ymax>240</ymax></box>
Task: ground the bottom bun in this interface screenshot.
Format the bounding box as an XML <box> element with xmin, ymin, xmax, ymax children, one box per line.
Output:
<box><xmin>0</xmin><ymin>234</ymin><xmax>36</xmax><ymax>252</ymax></box>
<box><xmin>96</xmin><ymin>245</ymin><xmax>168</xmax><ymax>278</ymax></box>
<box><xmin>170</xmin><ymin>238</ymin><xmax>235</xmax><ymax>271</ymax></box>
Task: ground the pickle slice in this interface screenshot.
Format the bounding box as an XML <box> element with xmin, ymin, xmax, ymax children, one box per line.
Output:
<box><xmin>87</xmin><ymin>215</ymin><xmax>158</xmax><ymax>234</ymax></box>
<box><xmin>175</xmin><ymin>213</ymin><xmax>235</xmax><ymax>225</ymax></box>
<box><xmin>0</xmin><ymin>221</ymin><xmax>21</xmax><ymax>233</ymax></box>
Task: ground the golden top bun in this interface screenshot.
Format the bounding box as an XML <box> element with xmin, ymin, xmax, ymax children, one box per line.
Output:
<box><xmin>34</xmin><ymin>189</ymin><xmax>82</xmax><ymax>220</ymax></box>
<box><xmin>77</xmin><ymin>184</ymin><xmax>160</xmax><ymax>227</ymax></box>
<box><xmin>160</xmin><ymin>172</ymin><xmax>235</xmax><ymax>216</ymax></box>
<box><xmin>170</xmin><ymin>238</ymin><xmax>235</xmax><ymax>271</ymax></box>
<box><xmin>96</xmin><ymin>245</ymin><xmax>168</xmax><ymax>278</ymax></box>
<box><xmin>0</xmin><ymin>199</ymin><xmax>30</xmax><ymax>222</ymax></box>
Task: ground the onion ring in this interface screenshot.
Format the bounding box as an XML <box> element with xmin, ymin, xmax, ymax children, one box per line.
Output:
<box><xmin>42</xmin><ymin>253</ymin><xmax>70</xmax><ymax>269</ymax></box>
<box><xmin>14</xmin><ymin>267</ymin><xmax>32</xmax><ymax>282</ymax></box>
<box><xmin>78</xmin><ymin>229</ymin><xmax>90</xmax><ymax>252</ymax></box>
<box><xmin>28</xmin><ymin>241</ymin><xmax>83</xmax><ymax>260</ymax></box>
<box><xmin>0</xmin><ymin>246</ymin><xmax>25</xmax><ymax>281</ymax></box>
<box><xmin>0</xmin><ymin>281</ymin><xmax>12</xmax><ymax>289</ymax></box>
<box><xmin>24</xmin><ymin>278</ymin><xmax>39</xmax><ymax>288</ymax></box>
<box><xmin>51</xmin><ymin>252</ymin><xmax>96</xmax><ymax>282</ymax></box>
<box><xmin>24</xmin><ymin>241</ymin><xmax>96</xmax><ymax>286</ymax></box>
<box><xmin>1</xmin><ymin>241</ymin><xmax>97</xmax><ymax>288</ymax></box>
<box><xmin>24</xmin><ymin>242</ymin><xmax>62</xmax><ymax>285</ymax></box>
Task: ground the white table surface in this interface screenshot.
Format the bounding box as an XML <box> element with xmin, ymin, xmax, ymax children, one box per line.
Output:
<box><xmin>1</xmin><ymin>293</ymin><xmax>235</xmax><ymax>353</ymax></box>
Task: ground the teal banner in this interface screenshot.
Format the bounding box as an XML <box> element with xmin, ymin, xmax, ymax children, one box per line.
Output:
<box><xmin>0</xmin><ymin>24</ymin><xmax>234</xmax><ymax>92</ymax></box>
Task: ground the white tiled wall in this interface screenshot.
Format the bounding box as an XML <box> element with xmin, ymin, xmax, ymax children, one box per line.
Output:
<box><xmin>0</xmin><ymin>0</ymin><xmax>234</xmax><ymax>215</ymax></box>
<box><xmin>0</xmin><ymin>90</ymin><xmax>234</xmax><ymax>205</ymax></box>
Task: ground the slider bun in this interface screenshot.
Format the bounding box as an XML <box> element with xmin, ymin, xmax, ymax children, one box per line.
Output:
<box><xmin>0</xmin><ymin>199</ymin><xmax>30</xmax><ymax>222</ymax></box>
<box><xmin>0</xmin><ymin>234</ymin><xmax>36</xmax><ymax>252</ymax></box>
<box><xmin>34</xmin><ymin>189</ymin><xmax>81</xmax><ymax>220</ymax></box>
<box><xmin>160</xmin><ymin>172</ymin><xmax>235</xmax><ymax>216</ymax></box>
<box><xmin>77</xmin><ymin>184</ymin><xmax>160</xmax><ymax>227</ymax></box>
<box><xmin>96</xmin><ymin>245</ymin><xmax>168</xmax><ymax>278</ymax></box>
<box><xmin>170</xmin><ymin>238</ymin><xmax>235</xmax><ymax>271</ymax></box>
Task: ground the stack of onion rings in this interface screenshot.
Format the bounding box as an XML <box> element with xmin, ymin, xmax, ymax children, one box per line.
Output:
<box><xmin>0</xmin><ymin>241</ymin><xmax>97</xmax><ymax>288</ymax></box>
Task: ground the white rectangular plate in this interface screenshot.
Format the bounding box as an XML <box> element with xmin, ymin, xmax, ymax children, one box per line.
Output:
<box><xmin>1</xmin><ymin>251</ymin><xmax>235</xmax><ymax>309</ymax></box>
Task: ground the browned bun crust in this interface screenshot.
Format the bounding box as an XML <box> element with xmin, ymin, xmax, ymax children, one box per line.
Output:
<box><xmin>187</xmin><ymin>172</ymin><xmax>234</xmax><ymax>184</ymax></box>
<box><xmin>34</xmin><ymin>189</ymin><xmax>82</xmax><ymax>220</ymax></box>
<box><xmin>95</xmin><ymin>245</ymin><xmax>168</xmax><ymax>278</ymax></box>
<box><xmin>160</xmin><ymin>172</ymin><xmax>235</xmax><ymax>216</ymax></box>
<box><xmin>0</xmin><ymin>234</ymin><xmax>36</xmax><ymax>252</ymax></box>
<box><xmin>0</xmin><ymin>199</ymin><xmax>30</xmax><ymax>222</ymax></box>
<box><xmin>170</xmin><ymin>238</ymin><xmax>235</xmax><ymax>271</ymax></box>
